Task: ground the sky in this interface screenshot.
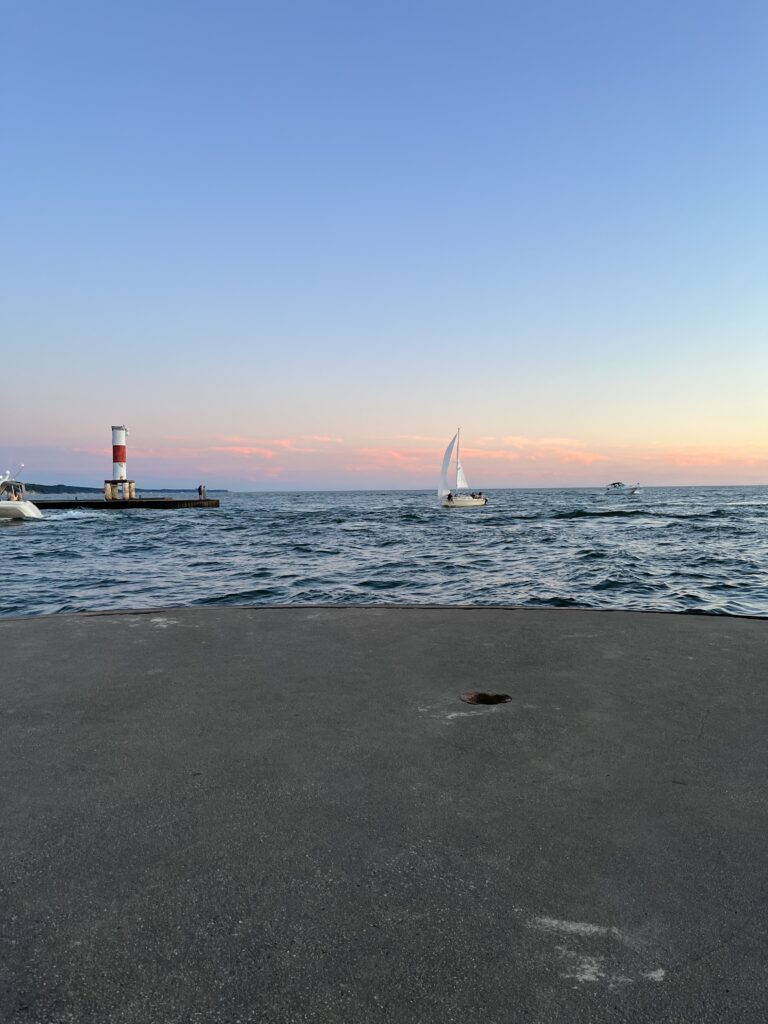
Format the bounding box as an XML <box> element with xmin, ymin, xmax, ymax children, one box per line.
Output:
<box><xmin>2</xmin><ymin>0</ymin><xmax>767</xmax><ymax>489</ymax></box>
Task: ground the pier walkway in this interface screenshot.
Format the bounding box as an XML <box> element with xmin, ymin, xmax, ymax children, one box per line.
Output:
<box><xmin>2</xmin><ymin>607</ymin><xmax>767</xmax><ymax>1023</ymax></box>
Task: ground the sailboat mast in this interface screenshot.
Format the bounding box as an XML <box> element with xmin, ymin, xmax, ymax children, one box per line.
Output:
<box><xmin>456</xmin><ymin>427</ymin><xmax>460</xmax><ymax>488</ymax></box>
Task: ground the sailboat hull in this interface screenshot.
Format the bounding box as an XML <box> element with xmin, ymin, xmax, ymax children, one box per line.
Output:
<box><xmin>440</xmin><ymin>495</ymin><xmax>488</xmax><ymax>508</ymax></box>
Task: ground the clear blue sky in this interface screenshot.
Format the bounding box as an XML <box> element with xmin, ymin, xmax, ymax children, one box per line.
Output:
<box><xmin>2</xmin><ymin>0</ymin><xmax>766</xmax><ymax>487</ymax></box>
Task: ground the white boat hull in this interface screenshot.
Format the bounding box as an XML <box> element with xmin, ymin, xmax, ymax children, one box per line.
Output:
<box><xmin>441</xmin><ymin>495</ymin><xmax>488</xmax><ymax>508</ymax></box>
<box><xmin>0</xmin><ymin>500</ymin><xmax>43</xmax><ymax>520</ymax></box>
<box><xmin>605</xmin><ymin>484</ymin><xmax>642</xmax><ymax>496</ymax></box>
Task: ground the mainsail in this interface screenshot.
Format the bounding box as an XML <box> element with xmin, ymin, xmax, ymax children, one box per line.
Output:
<box><xmin>438</xmin><ymin>433</ymin><xmax>457</xmax><ymax>497</ymax></box>
<box><xmin>455</xmin><ymin>427</ymin><xmax>470</xmax><ymax>490</ymax></box>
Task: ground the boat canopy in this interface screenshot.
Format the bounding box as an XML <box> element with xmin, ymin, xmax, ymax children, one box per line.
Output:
<box><xmin>0</xmin><ymin>478</ymin><xmax>26</xmax><ymax>500</ymax></box>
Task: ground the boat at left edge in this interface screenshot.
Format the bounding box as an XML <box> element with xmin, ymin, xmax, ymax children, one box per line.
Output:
<box><xmin>0</xmin><ymin>470</ymin><xmax>44</xmax><ymax>520</ymax></box>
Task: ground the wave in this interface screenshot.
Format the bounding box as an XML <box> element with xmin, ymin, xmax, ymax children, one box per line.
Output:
<box><xmin>550</xmin><ymin>508</ymin><xmax>650</xmax><ymax>520</ymax></box>
<box><xmin>548</xmin><ymin>507</ymin><xmax>744</xmax><ymax>522</ymax></box>
<box><xmin>204</xmin><ymin>586</ymin><xmax>284</xmax><ymax>604</ymax></box>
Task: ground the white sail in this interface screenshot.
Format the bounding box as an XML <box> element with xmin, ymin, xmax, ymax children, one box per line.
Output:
<box><xmin>438</xmin><ymin>433</ymin><xmax>457</xmax><ymax>497</ymax></box>
<box><xmin>456</xmin><ymin>461</ymin><xmax>469</xmax><ymax>491</ymax></box>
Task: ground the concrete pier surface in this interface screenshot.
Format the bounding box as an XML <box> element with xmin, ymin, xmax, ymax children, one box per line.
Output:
<box><xmin>2</xmin><ymin>606</ymin><xmax>767</xmax><ymax>1024</ymax></box>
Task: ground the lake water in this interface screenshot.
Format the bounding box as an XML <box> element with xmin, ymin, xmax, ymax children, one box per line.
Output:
<box><xmin>2</xmin><ymin>487</ymin><xmax>767</xmax><ymax>618</ymax></box>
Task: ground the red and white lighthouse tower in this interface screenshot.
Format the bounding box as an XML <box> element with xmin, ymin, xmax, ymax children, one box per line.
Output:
<box><xmin>104</xmin><ymin>424</ymin><xmax>136</xmax><ymax>500</ymax></box>
<box><xmin>112</xmin><ymin>425</ymin><xmax>128</xmax><ymax>480</ymax></box>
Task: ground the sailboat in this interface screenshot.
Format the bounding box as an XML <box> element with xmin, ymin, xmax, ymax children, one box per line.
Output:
<box><xmin>438</xmin><ymin>430</ymin><xmax>488</xmax><ymax>508</ymax></box>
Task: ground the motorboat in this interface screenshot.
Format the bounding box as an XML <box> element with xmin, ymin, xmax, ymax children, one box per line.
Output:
<box><xmin>438</xmin><ymin>429</ymin><xmax>488</xmax><ymax>508</ymax></box>
<box><xmin>0</xmin><ymin>471</ymin><xmax>43</xmax><ymax>520</ymax></box>
<box><xmin>605</xmin><ymin>481</ymin><xmax>642</xmax><ymax>496</ymax></box>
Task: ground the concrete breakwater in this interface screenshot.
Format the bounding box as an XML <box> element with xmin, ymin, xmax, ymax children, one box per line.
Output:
<box><xmin>33</xmin><ymin>497</ymin><xmax>220</xmax><ymax>510</ymax></box>
<box><xmin>2</xmin><ymin>607</ymin><xmax>767</xmax><ymax>1023</ymax></box>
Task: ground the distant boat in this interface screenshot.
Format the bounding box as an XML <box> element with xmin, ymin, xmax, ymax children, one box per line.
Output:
<box><xmin>0</xmin><ymin>470</ymin><xmax>43</xmax><ymax>520</ymax></box>
<box><xmin>605</xmin><ymin>481</ymin><xmax>642</xmax><ymax>496</ymax></box>
<box><xmin>439</xmin><ymin>430</ymin><xmax>488</xmax><ymax>508</ymax></box>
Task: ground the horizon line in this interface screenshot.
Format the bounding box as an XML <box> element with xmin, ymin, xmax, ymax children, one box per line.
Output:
<box><xmin>25</xmin><ymin>482</ymin><xmax>768</xmax><ymax>493</ymax></box>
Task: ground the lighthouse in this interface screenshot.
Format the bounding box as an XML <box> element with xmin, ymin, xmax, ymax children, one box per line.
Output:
<box><xmin>104</xmin><ymin>425</ymin><xmax>136</xmax><ymax>500</ymax></box>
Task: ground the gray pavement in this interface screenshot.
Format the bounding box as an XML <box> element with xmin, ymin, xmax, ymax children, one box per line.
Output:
<box><xmin>2</xmin><ymin>606</ymin><xmax>768</xmax><ymax>1023</ymax></box>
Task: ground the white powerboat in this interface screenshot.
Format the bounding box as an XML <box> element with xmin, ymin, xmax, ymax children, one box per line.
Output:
<box><xmin>439</xmin><ymin>429</ymin><xmax>488</xmax><ymax>508</ymax></box>
<box><xmin>0</xmin><ymin>471</ymin><xmax>43</xmax><ymax>520</ymax></box>
<box><xmin>605</xmin><ymin>481</ymin><xmax>642</xmax><ymax>496</ymax></box>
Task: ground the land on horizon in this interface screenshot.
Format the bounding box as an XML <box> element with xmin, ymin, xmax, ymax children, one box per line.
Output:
<box><xmin>25</xmin><ymin>483</ymin><xmax>230</xmax><ymax>495</ymax></box>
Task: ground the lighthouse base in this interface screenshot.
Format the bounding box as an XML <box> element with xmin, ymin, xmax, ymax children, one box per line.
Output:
<box><xmin>104</xmin><ymin>480</ymin><xmax>136</xmax><ymax>500</ymax></box>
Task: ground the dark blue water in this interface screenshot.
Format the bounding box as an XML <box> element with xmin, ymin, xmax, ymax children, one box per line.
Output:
<box><xmin>2</xmin><ymin>487</ymin><xmax>767</xmax><ymax>617</ymax></box>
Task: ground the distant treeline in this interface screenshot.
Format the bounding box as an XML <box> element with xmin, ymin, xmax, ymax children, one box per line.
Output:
<box><xmin>26</xmin><ymin>483</ymin><xmax>103</xmax><ymax>494</ymax></box>
<box><xmin>26</xmin><ymin>483</ymin><xmax>229</xmax><ymax>495</ymax></box>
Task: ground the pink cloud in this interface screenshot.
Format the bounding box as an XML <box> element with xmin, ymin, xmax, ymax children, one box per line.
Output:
<box><xmin>357</xmin><ymin>447</ymin><xmax>433</xmax><ymax>466</ymax></box>
<box><xmin>633</xmin><ymin>447</ymin><xmax>767</xmax><ymax>469</ymax></box>
<box><xmin>392</xmin><ymin>434</ymin><xmax>444</xmax><ymax>442</ymax></box>
<box><xmin>208</xmin><ymin>445</ymin><xmax>275</xmax><ymax>458</ymax></box>
<box><xmin>465</xmin><ymin>441</ymin><xmax>609</xmax><ymax>466</ymax></box>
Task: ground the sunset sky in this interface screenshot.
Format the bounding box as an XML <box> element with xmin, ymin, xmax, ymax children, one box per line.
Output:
<box><xmin>3</xmin><ymin>0</ymin><xmax>767</xmax><ymax>489</ymax></box>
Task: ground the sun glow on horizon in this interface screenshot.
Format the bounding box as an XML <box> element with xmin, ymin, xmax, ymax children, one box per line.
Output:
<box><xmin>6</xmin><ymin>431</ymin><xmax>767</xmax><ymax>490</ymax></box>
